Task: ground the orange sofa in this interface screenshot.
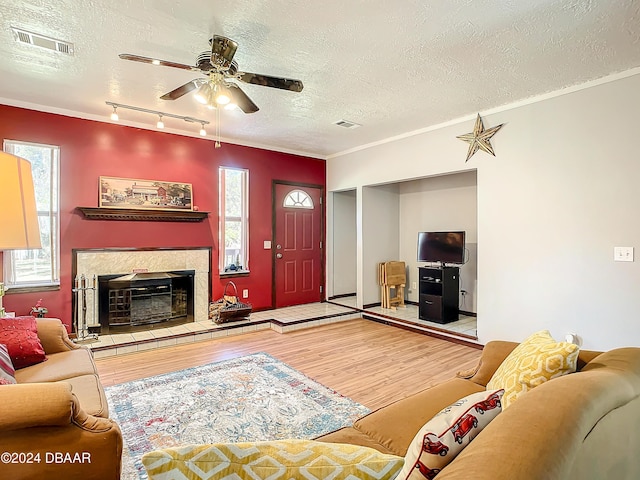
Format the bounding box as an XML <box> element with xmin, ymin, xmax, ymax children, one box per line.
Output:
<box><xmin>0</xmin><ymin>318</ymin><xmax>122</xmax><ymax>480</ymax></box>
<box><xmin>318</xmin><ymin>341</ymin><xmax>640</xmax><ymax>479</ymax></box>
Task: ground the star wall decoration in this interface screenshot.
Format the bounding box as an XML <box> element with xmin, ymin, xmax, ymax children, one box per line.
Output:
<box><xmin>456</xmin><ymin>114</ymin><xmax>504</xmax><ymax>162</ymax></box>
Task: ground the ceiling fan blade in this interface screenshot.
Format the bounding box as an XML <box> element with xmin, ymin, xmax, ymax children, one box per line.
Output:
<box><xmin>210</xmin><ymin>35</ymin><xmax>238</xmax><ymax>70</ymax></box>
<box><xmin>228</xmin><ymin>83</ymin><xmax>259</xmax><ymax>114</ymax></box>
<box><xmin>160</xmin><ymin>80</ymin><xmax>199</xmax><ymax>100</ymax></box>
<box><xmin>238</xmin><ymin>72</ymin><xmax>304</xmax><ymax>92</ymax></box>
<box><xmin>119</xmin><ymin>53</ymin><xmax>197</xmax><ymax>72</ymax></box>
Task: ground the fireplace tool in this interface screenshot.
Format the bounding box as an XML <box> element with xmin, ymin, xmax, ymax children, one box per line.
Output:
<box><xmin>73</xmin><ymin>274</ymin><xmax>99</xmax><ymax>343</ymax></box>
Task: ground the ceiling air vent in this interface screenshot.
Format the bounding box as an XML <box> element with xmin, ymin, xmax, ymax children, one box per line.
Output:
<box><xmin>11</xmin><ymin>27</ymin><xmax>75</xmax><ymax>55</ymax></box>
<box><xmin>333</xmin><ymin>119</ymin><xmax>362</xmax><ymax>129</ymax></box>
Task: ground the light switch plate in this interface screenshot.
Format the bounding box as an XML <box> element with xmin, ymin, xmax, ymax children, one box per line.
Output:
<box><xmin>263</xmin><ymin>240</ymin><xmax>271</xmax><ymax>249</ymax></box>
<box><xmin>614</xmin><ymin>246</ymin><xmax>634</xmax><ymax>262</ymax></box>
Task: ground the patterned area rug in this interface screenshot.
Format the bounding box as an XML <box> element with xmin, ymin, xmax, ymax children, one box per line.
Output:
<box><xmin>105</xmin><ymin>352</ymin><xmax>370</xmax><ymax>480</ymax></box>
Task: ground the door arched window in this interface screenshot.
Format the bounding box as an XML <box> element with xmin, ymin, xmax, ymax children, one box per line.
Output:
<box><xmin>283</xmin><ymin>189</ymin><xmax>314</xmax><ymax>209</ymax></box>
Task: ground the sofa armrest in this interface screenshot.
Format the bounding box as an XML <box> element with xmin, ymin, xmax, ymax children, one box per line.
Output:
<box><xmin>36</xmin><ymin>318</ymin><xmax>80</xmax><ymax>354</ymax></box>
<box><xmin>463</xmin><ymin>340</ymin><xmax>518</xmax><ymax>386</ymax></box>
<box><xmin>0</xmin><ymin>383</ymin><xmax>122</xmax><ymax>480</ymax></box>
<box><xmin>0</xmin><ymin>382</ymin><xmax>115</xmax><ymax>432</ymax></box>
<box><xmin>0</xmin><ymin>382</ymin><xmax>74</xmax><ymax>430</ymax></box>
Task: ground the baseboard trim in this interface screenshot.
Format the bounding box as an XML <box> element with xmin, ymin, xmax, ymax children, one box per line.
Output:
<box><xmin>363</xmin><ymin>302</ymin><xmax>381</xmax><ymax>309</ymax></box>
<box><xmin>328</xmin><ymin>293</ymin><xmax>356</xmax><ymax>300</ymax></box>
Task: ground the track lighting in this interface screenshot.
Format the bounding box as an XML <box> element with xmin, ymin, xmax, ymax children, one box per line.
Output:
<box><xmin>105</xmin><ymin>102</ymin><xmax>210</xmax><ymax>138</ymax></box>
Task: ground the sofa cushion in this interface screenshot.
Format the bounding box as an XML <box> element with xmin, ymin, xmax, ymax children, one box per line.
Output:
<box><xmin>62</xmin><ymin>374</ymin><xmax>109</xmax><ymax>418</ymax></box>
<box><xmin>316</xmin><ymin>426</ymin><xmax>396</xmax><ymax>455</ymax></box>
<box><xmin>354</xmin><ymin>378</ymin><xmax>485</xmax><ymax>457</ymax></box>
<box><xmin>0</xmin><ymin>344</ymin><xmax>17</xmax><ymax>385</ymax></box>
<box><xmin>14</xmin><ymin>348</ymin><xmax>97</xmax><ymax>384</ymax></box>
<box><xmin>0</xmin><ymin>316</ymin><xmax>47</xmax><ymax>369</ymax></box>
<box><xmin>397</xmin><ymin>389</ymin><xmax>504</xmax><ymax>480</ymax></box>
<box><xmin>486</xmin><ymin>330</ymin><xmax>579</xmax><ymax>408</ymax></box>
<box><xmin>141</xmin><ymin>439</ymin><xmax>404</xmax><ymax>480</ymax></box>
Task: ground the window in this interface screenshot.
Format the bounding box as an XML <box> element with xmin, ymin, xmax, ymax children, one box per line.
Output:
<box><xmin>283</xmin><ymin>189</ymin><xmax>314</xmax><ymax>209</ymax></box>
<box><xmin>219</xmin><ymin>167</ymin><xmax>249</xmax><ymax>273</ymax></box>
<box><xmin>3</xmin><ymin>140</ymin><xmax>60</xmax><ymax>288</ymax></box>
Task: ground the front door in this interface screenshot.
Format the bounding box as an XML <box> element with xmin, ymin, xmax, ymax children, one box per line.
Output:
<box><xmin>273</xmin><ymin>183</ymin><xmax>323</xmax><ymax>308</ymax></box>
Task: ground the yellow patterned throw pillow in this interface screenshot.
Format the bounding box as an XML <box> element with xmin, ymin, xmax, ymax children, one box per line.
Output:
<box><xmin>141</xmin><ymin>439</ymin><xmax>404</xmax><ymax>480</ymax></box>
<box><xmin>486</xmin><ymin>330</ymin><xmax>579</xmax><ymax>408</ymax></box>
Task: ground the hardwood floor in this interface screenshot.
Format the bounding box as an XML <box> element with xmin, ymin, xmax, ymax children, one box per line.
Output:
<box><xmin>95</xmin><ymin>319</ymin><xmax>482</xmax><ymax>410</ymax></box>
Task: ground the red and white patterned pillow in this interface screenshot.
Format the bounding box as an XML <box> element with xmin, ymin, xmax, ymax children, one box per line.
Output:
<box><xmin>398</xmin><ymin>389</ymin><xmax>505</xmax><ymax>479</ymax></box>
<box><xmin>0</xmin><ymin>344</ymin><xmax>17</xmax><ymax>385</ymax></box>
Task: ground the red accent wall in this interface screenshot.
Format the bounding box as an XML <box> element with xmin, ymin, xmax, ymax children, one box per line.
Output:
<box><xmin>0</xmin><ymin>104</ymin><xmax>325</xmax><ymax>329</ymax></box>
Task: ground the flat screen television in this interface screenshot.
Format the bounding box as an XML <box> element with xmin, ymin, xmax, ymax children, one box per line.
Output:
<box><xmin>417</xmin><ymin>231</ymin><xmax>465</xmax><ymax>264</ymax></box>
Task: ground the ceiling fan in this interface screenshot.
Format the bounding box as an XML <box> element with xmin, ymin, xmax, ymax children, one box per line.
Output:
<box><xmin>119</xmin><ymin>35</ymin><xmax>304</xmax><ymax>114</ymax></box>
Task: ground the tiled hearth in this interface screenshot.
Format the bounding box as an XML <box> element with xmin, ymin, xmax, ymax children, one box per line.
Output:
<box><xmin>84</xmin><ymin>302</ymin><xmax>361</xmax><ymax>358</ymax></box>
<box><xmin>81</xmin><ymin>300</ymin><xmax>479</xmax><ymax>358</ymax></box>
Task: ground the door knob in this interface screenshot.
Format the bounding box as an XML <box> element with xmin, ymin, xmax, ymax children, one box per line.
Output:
<box><xmin>276</xmin><ymin>253</ymin><xmax>283</xmax><ymax>259</ymax></box>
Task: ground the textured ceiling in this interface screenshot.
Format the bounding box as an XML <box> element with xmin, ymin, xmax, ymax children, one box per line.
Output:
<box><xmin>0</xmin><ymin>0</ymin><xmax>639</xmax><ymax>158</ymax></box>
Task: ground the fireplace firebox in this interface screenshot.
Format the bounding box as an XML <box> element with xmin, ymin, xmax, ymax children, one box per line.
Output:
<box><xmin>98</xmin><ymin>270</ymin><xmax>194</xmax><ymax>333</ymax></box>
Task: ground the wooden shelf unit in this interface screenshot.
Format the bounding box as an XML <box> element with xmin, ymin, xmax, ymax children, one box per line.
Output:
<box><xmin>418</xmin><ymin>266</ymin><xmax>459</xmax><ymax>324</ymax></box>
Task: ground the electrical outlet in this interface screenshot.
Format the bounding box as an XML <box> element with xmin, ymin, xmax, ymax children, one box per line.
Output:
<box><xmin>242</xmin><ymin>289</ymin><xmax>249</xmax><ymax>298</ymax></box>
<box><xmin>412</xmin><ymin>282</ymin><xmax>417</xmax><ymax>290</ymax></box>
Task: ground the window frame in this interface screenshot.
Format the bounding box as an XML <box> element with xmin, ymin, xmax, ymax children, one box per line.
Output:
<box><xmin>219</xmin><ymin>166</ymin><xmax>249</xmax><ymax>275</ymax></box>
<box><xmin>2</xmin><ymin>140</ymin><xmax>61</xmax><ymax>290</ymax></box>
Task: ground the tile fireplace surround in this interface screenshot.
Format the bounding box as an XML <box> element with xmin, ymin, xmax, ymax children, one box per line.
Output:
<box><xmin>73</xmin><ymin>247</ymin><xmax>210</xmax><ymax>330</ymax></box>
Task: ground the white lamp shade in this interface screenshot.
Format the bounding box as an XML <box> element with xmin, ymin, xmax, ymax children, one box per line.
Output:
<box><xmin>0</xmin><ymin>151</ymin><xmax>42</xmax><ymax>250</ymax></box>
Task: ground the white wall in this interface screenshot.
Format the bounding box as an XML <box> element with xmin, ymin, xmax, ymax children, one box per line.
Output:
<box><xmin>331</xmin><ymin>190</ymin><xmax>357</xmax><ymax>296</ymax></box>
<box><xmin>399</xmin><ymin>172</ymin><xmax>477</xmax><ymax>312</ymax></box>
<box><xmin>327</xmin><ymin>70</ymin><xmax>640</xmax><ymax>350</ymax></box>
<box><xmin>362</xmin><ymin>184</ymin><xmax>400</xmax><ymax>305</ymax></box>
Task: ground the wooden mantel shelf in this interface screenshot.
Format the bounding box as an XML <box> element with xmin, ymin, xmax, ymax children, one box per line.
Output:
<box><xmin>77</xmin><ymin>207</ymin><xmax>209</xmax><ymax>222</ymax></box>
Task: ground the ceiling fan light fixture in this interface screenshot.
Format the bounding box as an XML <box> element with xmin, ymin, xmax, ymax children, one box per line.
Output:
<box><xmin>213</xmin><ymin>83</ymin><xmax>232</xmax><ymax>105</ymax></box>
<box><xmin>194</xmin><ymin>82</ymin><xmax>212</xmax><ymax>104</ymax></box>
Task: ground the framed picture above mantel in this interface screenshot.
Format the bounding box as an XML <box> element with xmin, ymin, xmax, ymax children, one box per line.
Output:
<box><xmin>99</xmin><ymin>176</ymin><xmax>193</xmax><ymax>211</ymax></box>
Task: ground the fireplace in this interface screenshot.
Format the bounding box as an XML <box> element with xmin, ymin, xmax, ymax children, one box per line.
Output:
<box><xmin>98</xmin><ymin>270</ymin><xmax>195</xmax><ymax>333</ymax></box>
<box><xmin>73</xmin><ymin>247</ymin><xmax>211</xmax><ymax>335</ymax></box>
